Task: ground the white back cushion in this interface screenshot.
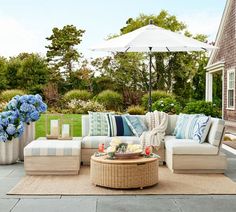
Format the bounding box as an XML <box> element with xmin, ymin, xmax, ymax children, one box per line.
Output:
<box><xmin>82</xmin><ymin>115</ymin><xmax>89</xmax><ymax>137</ymax></box>
<box><xmin>165</xmin><ymin>115</ymin><xmax>178</xmax><ymax>135</ymax></box>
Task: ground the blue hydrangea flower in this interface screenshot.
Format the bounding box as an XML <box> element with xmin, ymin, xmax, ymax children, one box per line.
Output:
<box><xmin>6</xmin><ymin>124</ymin><xmax>16</xmax><ymax>135</ymax></box>
<box><xmin>17</xmin><ymin>122</ymin><xmax>24</xmax><ymax>137</ymax></box>
<box><xmin>19</xmin><ymin>95</ymin><xmax>28</xmax><ymax>103</ymax></box>
<box><xmin>30</xmin><ymin>111</ymin><xmax>40</xmax><ymax>121</ymax></box>
<box><xmin>7</xmin><ymin>111</ymin><xmax>19</xmax><ymax>124</ymax></box>
<box><xmin>28</xmin><ymin>95</ymin><xmax>36</xmax><ymax>104</ymax></box>
<box><xmin>28</xmin><ymin>104</ymin><xmax>36</xmax><ymax>112</ymax></box>
<box><xmin>0</xmin><ymin>132</ymin><xmax>8</xmax><ymax>142</ymax></box>
<box><xmin>5</xmin><ymin>94</ymin><xmax>47</xmax><ymax>125</ymax></box>
<box><xmin>0</xmin><ymin>108</ymin><xmax>26</xmax><ymax>141</ymax></box>
<box><xmin>35</xmin><ymin>94</ymin><xmax>42</xmax><ymax>101</ymax></box>
<box><xmin>1</xmin><ymin>118</ymin><xmax>9</xmax><ymax>126</ymax></box>
<box><xmin>37</xmin><ymin>102</ymin><xmax>47</xmax><ymax>113</ymax></box>
<box><xmin>20</xmin><ymin>103</ymin><xmax>31</xmax><ymax>112</ymax></box>
<box><xmin>8</xmin><ymin>99</ymin><xmax>18</xmax><ymax>110</ymax></box>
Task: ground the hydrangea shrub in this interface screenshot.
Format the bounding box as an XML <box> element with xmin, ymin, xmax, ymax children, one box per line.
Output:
<box><xmin>152</xmin><ymin>97</ymin><xmax>181</xmax><ymax>114</ymax></box>
<box><xmin>6</xmin><ymin>94</ymin><xmax>47</xmax><ymax>124</ymax></box>
<box><xmin>0</xmin><ymin>111</ymin><xmax>24</xmax><ymax>142</ymax></box>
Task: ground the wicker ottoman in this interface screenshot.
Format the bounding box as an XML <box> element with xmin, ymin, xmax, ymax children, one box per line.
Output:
<box><xmin>90</xmin><ymin>156</ymin><xmax>159</xmax><ymax>189</ymax></box>
<box><xmin>24</xmin><ymin>137</ymin><xmax>81</xmax><ymax>175</ymax></box>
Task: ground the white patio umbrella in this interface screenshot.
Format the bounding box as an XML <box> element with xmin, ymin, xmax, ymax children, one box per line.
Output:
<box><xmin>91</xmin><ymin>21</ymin><xmax>217</xmax><ymax>111</ymax></box>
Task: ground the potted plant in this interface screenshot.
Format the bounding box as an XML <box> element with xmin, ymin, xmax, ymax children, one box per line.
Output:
<box><xmin>6</xmin><ymin>94</ymin><xmax>47</xmax><ymax>160</ymax></box>
<box><xmin>0</xmin><ymin>110</ymin><xmax>24</xmax><ymax>164</ymax></box>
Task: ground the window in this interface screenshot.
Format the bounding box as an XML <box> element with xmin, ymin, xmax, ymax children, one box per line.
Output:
<box><xmin>227</xmin><ymin>69</ymin><xmax>235</xmax><ymax>109</ymax></box>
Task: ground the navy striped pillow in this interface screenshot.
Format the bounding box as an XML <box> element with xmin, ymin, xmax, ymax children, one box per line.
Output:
<box><xmin>107</xmin><ymin>114</ymin><xmax>133</xmax><ymax>136</ymax></box>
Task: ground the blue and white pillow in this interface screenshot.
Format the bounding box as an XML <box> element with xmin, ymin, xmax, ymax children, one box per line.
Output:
<box><xmin>107</xmin><ymin>114</ymin><xmax>133</xmax><ymax>137</ymax></box>
<box><xmin>174</xmin><ymin>114</ymin><xmax>200</xmax><ymax>139</ymax></box>
<box><xmin>193</xmin><ymin>116</ymin><xmax>211</xmax><ymax>143</ymax></box>
<box><xmin>124</xmin><ymin>115</ymin><xmax>148</xmax><ymax>137</ymax></box>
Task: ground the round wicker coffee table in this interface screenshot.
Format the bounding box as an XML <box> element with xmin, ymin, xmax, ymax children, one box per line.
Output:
<box><xmin>90</xmin><ymin>155</ymin><xmax>159</xmax><ymax>189</ymax></box>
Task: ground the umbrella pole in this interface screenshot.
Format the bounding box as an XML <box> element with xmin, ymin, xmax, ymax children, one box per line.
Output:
<box><xmin>148</xmin><ymin>47</ymin><xmax>152</xmax><ymax>112</ymax></box>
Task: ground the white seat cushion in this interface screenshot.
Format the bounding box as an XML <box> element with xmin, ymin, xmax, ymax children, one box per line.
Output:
<box><xmin>24</xmin><ymin>139</ymin><xmax>81</xmax><ymax>157</ymax></box>
<box><xmin>82</xmin><ymin>136</ymin><xmax>140</xmax><ymax>149</ymax></box>
<box><xmin>164</xmin><ymin>136</ymin><xmax>219</xmax><ymax>155</ymax></box>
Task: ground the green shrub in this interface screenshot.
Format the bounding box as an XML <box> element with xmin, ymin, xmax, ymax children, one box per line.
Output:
<box><xmin>141</xmin><ymin>90</ymin><xmax>173</xmax><ymax>109</ymax></box>
<box><xmin>95</xmin><ymin>90</ymin><xmax>123</xmax><ymax>111</ymax></box>
<box><xmin>0</xmin><ymin>89</ymin><xmax>26</xmax><ymax>102</ymax></box>
<box><xmin>175</xmin><ymin>96</ymin><xmax>188</xmax><ymax>109</ymax></box>
<box><xmin>183</xmin><ymin>100</ymin><xmax>221</xmax><ymax>117</ymax></box>
<box><xmin>67</xmin><ymin>99</ymin><xmax>105</xmax><ymax>114</ymax></box>
<box><xmin>152</xmin><ymin>97</ymin><xmax>181</xmax><ymax>114</ymax></box>
<box><xmin>127</xmin><ymin>105</ymin><xmax>145</xmax><ymax>115</ymax></box>
<box><xmin>64</xmin><ymin>89</ymin><xmax>91</xmax><ymax>102</ymax></box>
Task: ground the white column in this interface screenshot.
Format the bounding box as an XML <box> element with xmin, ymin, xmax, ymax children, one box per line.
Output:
<box><xmin>205</xmin><ymin>72</ymin><xmax>213</xmax><ymax>102</ymax></box>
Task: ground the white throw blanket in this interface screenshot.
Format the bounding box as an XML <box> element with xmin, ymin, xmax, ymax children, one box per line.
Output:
<box><xmin>140</xmin><ymin>110</ymin><xmax>168</xmax><ymax>149</ymax></box>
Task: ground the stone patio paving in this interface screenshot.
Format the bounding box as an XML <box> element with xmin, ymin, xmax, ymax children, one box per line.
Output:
<box><xmin>1</xmin><ymin>148</ymin><xmax>236</xmax><ymax>212</ymax></box>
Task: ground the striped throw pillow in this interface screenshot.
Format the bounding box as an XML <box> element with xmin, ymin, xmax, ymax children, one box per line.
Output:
<box><xmin>88</xmin><ymin>112</ymin><xmax>110</xmax><ymax>136</ymax></box>
<box><xmin>175</xmin><ymin>114</ymin><xmax>200</xmax><ymax>139</ymax></box>
<box><xmin>107</xmin><ymin>114</ymin><xmax>133</xmax><ymax>137</ymax></box>
<box><xmin>193</xmin><ymin>116</ymin><xmax>211</xmax><ymax>143</ymax></box>
<box><xmin>124</xmin><ymin>115</ymin><xmax>148</xmax><ymax>137</ymax></box>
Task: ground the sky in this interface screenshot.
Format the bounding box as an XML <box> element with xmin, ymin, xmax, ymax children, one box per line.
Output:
<box><xmin>0</xmin><ymin>0</ymin><xmax>227</xmax><ymax>59</ymax></box>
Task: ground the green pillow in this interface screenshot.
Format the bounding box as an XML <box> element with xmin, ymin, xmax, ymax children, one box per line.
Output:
<box><xmin>88</xmin><ymin>112</ymin><xmax>110</xmax><ymax>136</ymax></box>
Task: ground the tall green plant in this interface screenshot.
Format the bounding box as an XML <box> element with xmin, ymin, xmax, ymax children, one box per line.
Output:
<box><xmin>64</xmin><ymin>89</ymin><xmax>91</xmax><ymax>101</ymax></box>
<box><xmin>95</xmin><ymin>90</ymin><xmax>123</xmax><ymax>111</ymax></box>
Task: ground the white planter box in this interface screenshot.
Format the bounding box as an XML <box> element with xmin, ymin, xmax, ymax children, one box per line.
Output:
<box><xmin>0</xmin><ymin>138</ymin><xmax>19</xmax><ymax>165</ymax></box>
<box><xmin>19</xmin><ymin>122</ymin><xmax>35</xmax><ymax>161</ymax></box>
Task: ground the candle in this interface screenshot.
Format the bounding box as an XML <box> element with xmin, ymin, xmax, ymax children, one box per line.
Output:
<box><xmin>50</xmin><ymin>120</ymin><xmax>59</xmax><ymax>136</ymax></box>
<box><xmin>62</xmin><ymin>124</ymin><xmax>70</xmax><ymax>138</ymax></box>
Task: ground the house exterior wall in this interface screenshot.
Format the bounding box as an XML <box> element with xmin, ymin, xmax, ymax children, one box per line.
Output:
<box><xmin>211</xmin><ymin>0</ymin><xmax>236</xmax><ymax>121</ymax></box>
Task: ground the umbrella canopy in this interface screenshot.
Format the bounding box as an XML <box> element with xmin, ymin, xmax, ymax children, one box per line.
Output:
<box><xmin>91</xmin><ymin>23</ymin><xmax>217</xmax><ymax>112</ymax></box>
<box><xmin>91</xmin><ymin>24</ymin><xmax>216</xmax><ymax>52</ymax></box>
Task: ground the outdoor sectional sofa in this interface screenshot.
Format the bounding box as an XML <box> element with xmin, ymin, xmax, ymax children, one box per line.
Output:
<box><xmin>81</xmin><ymin>114</ymin><xmax>227</xmax><ymax>173</ymax></box>
<box><xmin>24</xmin><ymin>114</ymin><xmax>227</xmax><ymax>175</ymax></box>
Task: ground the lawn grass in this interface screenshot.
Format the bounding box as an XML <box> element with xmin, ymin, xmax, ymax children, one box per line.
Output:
<box><xmin>35</xmin><ymin>114</ymin><xmax>82</xmax><ymax>138</ymax></box>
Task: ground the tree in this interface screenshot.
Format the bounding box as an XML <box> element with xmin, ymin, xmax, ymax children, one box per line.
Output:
<box><xmin>6</xmin><ymin>53</ymin><xmax>50</xmax><ymax>94</ymax></box>
<box><xmin>65</xmin><ymin>59</ymin><xmax>94</xmax><ymax>91</ymax></box>
<box><xmin>45</xmin><ymin>25</ymin><xmax>85</xmax><ymax>78</ymax></box>
<box><xmin>17</xmin><ymin>53</ymin><xmax>51</xmax><ymax>94</ymax></box>
<box><xmin>5</xmin><ymin>57</ymin><xmax>21</xmax><ymax>89</ymax></box>
<box><xmin>92</xmin><ymin>51</ymin><xmax>148</xmax><ymax>106</ymax></box>
<box><xmin>0</xmin><ymin>57</ymin><xmax>8</xmax><ymax>90</ymax></box>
